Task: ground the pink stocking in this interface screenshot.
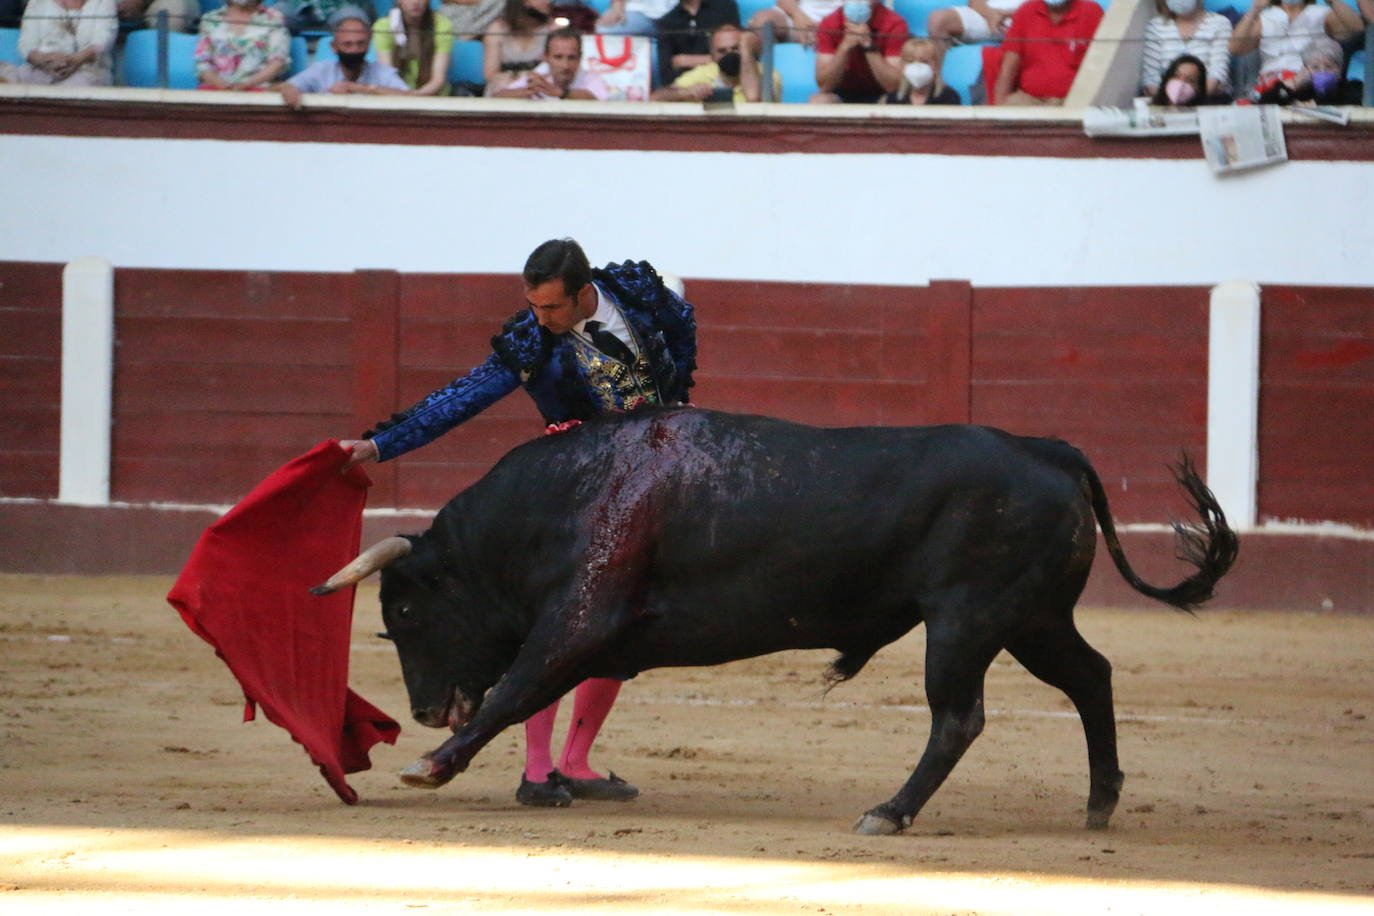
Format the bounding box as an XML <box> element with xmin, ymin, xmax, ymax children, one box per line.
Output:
<box><xmin>557</xmin><ymin>677</ymin><xmax>622</xmax><ymax>780</ymax></box>
<box><xmin>523</xmin><ymin>699</ymin><xmax>560</xmax><ymax>782</ymax></box>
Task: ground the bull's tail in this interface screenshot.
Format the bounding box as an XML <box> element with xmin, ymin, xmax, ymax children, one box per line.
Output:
<box><xmin>1081</xmin><ymin>452</ymin><xmax>1239</xmax><ymax>613</ymax></box>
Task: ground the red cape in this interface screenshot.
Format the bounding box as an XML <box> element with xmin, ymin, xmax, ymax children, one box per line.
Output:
<box><xmin>167</xmin><ymin>441</ymin><xmax>401</xmax><ymax>804</ymax></box>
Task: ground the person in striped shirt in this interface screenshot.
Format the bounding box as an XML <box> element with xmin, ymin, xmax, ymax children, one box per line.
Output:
<box><xmin>1139</xmin><ymin>0</ymin><xmax>1232</xmax><ymax>100</ymax></box>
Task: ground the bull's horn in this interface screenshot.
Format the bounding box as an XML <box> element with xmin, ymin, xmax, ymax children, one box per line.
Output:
<box><xmin>309</xmin><ymin>536</ymin><xmax>412</xmax><ymax>595</ymax></box>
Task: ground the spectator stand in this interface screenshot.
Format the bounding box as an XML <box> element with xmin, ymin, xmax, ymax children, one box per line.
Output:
<box><xmin>120</xmin><ymin>15</ymin><xmax>201</xmax><ymax>89</ymax></box>
<box><xmin>892</xmin><ymin>0</ymin><xmax>946</xmax><ymax>38</ymax></box>
<box><xmin>1065</xmin><ymin>0</ymin><xmax>1156</xmax><ymax>107</ymax></box>
<box><xmin>942</xmin><ymin>42</ymin><xmax>982</xmax><ymax>103</ymax></box>
<box><xmin>118</xmin><ymin>8</ymin><xmax>311</xmax><ymax>88</ymax></box>
<box><xmin>1360</xmin><ymin>24</ymin><xmax>1373</xmax><ymax>107</ymax></box>
<box><xmin>0</xmin><ymin>25</ymin><xmax>19</xmax><ymax>66</ymax></box>
<box><xmin>448</xmin><ymin>37</ymin><xmax>485</xmax><ymax>94</ymax></box>
<box><xmin>736</xmin><ymin>0</ymin><xmax>774</xmax><ymax>24</ymax></box>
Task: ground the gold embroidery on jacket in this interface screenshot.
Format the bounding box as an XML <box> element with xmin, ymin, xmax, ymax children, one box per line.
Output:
<box><xmin>570</xmin><ymin>335</ymin><xmax>660</xmax><ymax>413</ymax></box>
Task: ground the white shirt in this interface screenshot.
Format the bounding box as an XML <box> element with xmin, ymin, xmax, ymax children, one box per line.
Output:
<box><xmin>1140</xmin><ymin>12</ymin><xmax>1233</xmax><ymax>91</ymax></box>
<box><xmin>573</xmin><ymin>284</ymin><xmax>641</xmax><ymax>357</ymax></box>
<box><xmin>505</xmin><ymin>61</ymin><xmax>612</xmax><ymax>100</ymax></box>
<box><xmin>18</xmin><ymin>0</ymin><xmax>117</xmax><ymax>77</ymax></box>
<box><xmin>1257</xmin><ymin>4</ymin><xmax>1330</xmax><ymax>77</ymax></box>
<box><xmin>628</xmin><ymin>0</ymin><xmax>678</xmax><ymax>19</ymax></box>
<box><xmin>797</xmin><ymin>0</ymin><xmax>843</xmax><ymax>26</ymax></box>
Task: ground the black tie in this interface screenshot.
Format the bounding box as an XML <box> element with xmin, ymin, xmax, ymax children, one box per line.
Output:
<box><xmin>583</xmin><ymin>320</ymin><xmax>636</xmax><ymax>365</ymax></box>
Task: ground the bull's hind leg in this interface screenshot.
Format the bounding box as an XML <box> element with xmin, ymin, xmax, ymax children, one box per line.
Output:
<box><xmin>1005</xmin><ymin>623</ymin><xmax>1124</xmax><ymax>829</ymax></box>
<box><xmin>853</xmin><ymin>622</ymin><xmax>1002</xmax><ymax>836</ymax></box>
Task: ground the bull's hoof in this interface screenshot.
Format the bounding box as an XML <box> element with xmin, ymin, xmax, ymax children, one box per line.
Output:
<box><xmin>852</xmin><ymin>811</ymin><xmax>905</xmax><ymax>836</ymax></box>
<box><xmin>1085</xmin><ymin>809</ymin><xmax>1113</xmax><ymax>830</ymax></box>
<box><xmin>399</xmin><ymin>757</ymin><xmax>452</xmax><ymax>789</ymax></box>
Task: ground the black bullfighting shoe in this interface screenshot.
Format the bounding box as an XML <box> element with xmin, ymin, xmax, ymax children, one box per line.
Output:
<box><xmin>516</xmin><ymin>771</ymin><xmax>573</xmax><ymax>807</ymax></box>
<box><xmin>563</xmin><ymin>771</ymin><xmax>639</xmax><ymax>801</ymax></box>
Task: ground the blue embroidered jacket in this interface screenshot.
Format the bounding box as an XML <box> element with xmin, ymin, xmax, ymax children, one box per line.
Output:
<box><xmin>364</xmin><ymin>260</ymin><xmax>697</xmax><ymax>462</ymax></box>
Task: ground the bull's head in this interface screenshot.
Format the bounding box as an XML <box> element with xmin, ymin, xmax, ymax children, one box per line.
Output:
<box><xmin>313</xmin><ymin>535</ymin><xmax>513</xmax><ymax>732</ymax></box>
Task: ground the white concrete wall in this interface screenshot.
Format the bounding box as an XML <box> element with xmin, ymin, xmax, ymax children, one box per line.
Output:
<box><xmin>2</xmin><ymin>133</ymin><xmax>1372</xmax><ymax>287</ymax></box>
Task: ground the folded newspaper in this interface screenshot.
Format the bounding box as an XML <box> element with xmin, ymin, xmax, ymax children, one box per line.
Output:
<box><xmin>1084</xmin><ymin>103</ymin><xmax>1290</xmax><ymax>175</ymax></box>
<box><xmin>1198</xmin><ymin>106</ymin><xmax>1288</xmax><ymax>174</ymax></box>
<box><xmin>1082</xmin><ymin>105</ymin><xmax>1201</xmax><ymax>138</ymax></box>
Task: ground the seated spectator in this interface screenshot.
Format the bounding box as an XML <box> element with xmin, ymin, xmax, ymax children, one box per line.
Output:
<box><xmin>597</xmin><ymin>0</ymin><xmax>674</xmax><ymax>36</ymax></box>
<box><xmin>811</xmin><ymin>0</ymin><xmax>906</xmax><ymax>103</ymax></box>
<box><xmin>491</xmin><ymin>24</ymin><xmax>610</xmax><ymax>97</ymax></box>
<box><xmin>116</xmin><ymin>0</ymin><xmax>199</xmax><ymax>34</ymax></box>
<box><xmin>439</xmin><ymin>0</ymin><xmax>507</xmax><ymax>40</ymax></box>
<box><xmin>279</xmin><ymin>10</ymin><xmax>410</xmax><ymax>108</ymax></box>
<box><xmin>483</xmin><ymin>0</ymin><xmax>554</xmax><ymax>96</ymax></box>
<box><xmin>656</xmin><ymin>0</ymin><xmax>739</xmax><ymax>86</ymax></box>
<box><xmin>882</xmin><ymin>37</ymin><xmax>961</xmax><ymax>104</ymax></box>
<box><xmin>1247</xmin><ymin>33</ymin><xmax>1365</xmax><ymax>103</ymax></box>
<box><xmin>927</xmin><ymin>0</ymin><xmax>1017</xmax><ymax>49</ymax></box>
<box><xmin>277</xmin><ymin>0</ymin><xmax>377</xmax><ymax>35</ymax></box>
<box><xmin>1140</xmin><ymin>0</ymin><xmax>1231</xmax><ymax>99</ymax></box>
<box><xmin>993</xmin><ymin>0</ymin><xmax>1102</xmax><ymax>105</ymax></box>
<box><xmin>650</xmin><ymin>22</ymin><xmax>777</xmax><ymax>101</ymax></box>
<box><xmin>1148</xmin><ymin>52</ymin><xmax>1207</xmax><ymax>104</ymax></box>
<box><xmin>195</xmin><ymin>0</ymin><xmax>291</xmax><ymax>91</ymax></box>
<box><xmin>375</xmin><ymin>0</ymin><xmax>454</xmax><ymax>95</ymax></box>
<box><xmin>747</xmin><ymin>0</ymin><xmax>842</xmax><ymax>47</ymax></box>
<box><xmin>1229</xmin><ymin>0</ymin><xmax>1362</xmax><ymax>82</ymax></box>
<box><xmin>9</xmin><ymin>0</ymin><xmax>116</xmax><ymax>86</ymax></box>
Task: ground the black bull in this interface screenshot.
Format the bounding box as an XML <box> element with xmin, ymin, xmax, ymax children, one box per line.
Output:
<box><xmin>315</xmin><ymin>407</ymin><xmax>1238</xmax><ymax>834</ymax></box>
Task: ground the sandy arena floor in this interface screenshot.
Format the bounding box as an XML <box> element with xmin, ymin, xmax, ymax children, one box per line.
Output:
<box><xmin>1</xmin><ymin>574</ymin><xmax>1372</xmax><ymax>915</ymax></box>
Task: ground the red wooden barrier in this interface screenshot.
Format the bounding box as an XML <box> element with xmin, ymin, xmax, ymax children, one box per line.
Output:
<box><xmin>0</xmin><ymin>262</ymin><xmax>63</xmax><ymax>499</ymax></box>
<box><xmin>2</xmin><ymin>261</ymin><xmax>1370</xmax><ymax>529</ymax></box>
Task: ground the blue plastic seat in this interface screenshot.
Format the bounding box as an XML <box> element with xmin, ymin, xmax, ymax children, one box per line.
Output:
<box><xmin>1348</xmin><ymin>49</ymin><xmax>1365</xmax><ymax>83</ymax></box>
<box><xmin>892</xmin><ymin>0</ymin><xmax>948</xmax><ymax>38</ymax></box>
<box><xmin>737</xmin><ymin>0</ymin><xmax>777</xmax><ymax>25</ymax></box>
<box><xmin>118</xmin><ymin>29</ymin><xmax>202</xmax><ymax>88</ymax></box>
<box><xmin>770</xmin><ymin>42</ymin><xmax>817</xmax><ymax>102</ymax></box>
<box><xmin>288</xmin><ymin>35</ymin><xmax>310</xmax><ymax>75</ymax></box>
<box><xmin>0</xmin><ymin>27</ymin><xmax>20</xmax><ymax>66</ymax></box>
<box><xmin>447</xmin><ymin>37</ymin><xmax>484</xmax><ymax>86</ymax></box>
<box><xmin>940</xmin><ymin>42</ymin><xmax>982</xmax><ymax>104</ymax></box>
<box><xmin>583</xmin><ymin>0</ymin><xmax>613</xmax><ymax>12</ymax></box>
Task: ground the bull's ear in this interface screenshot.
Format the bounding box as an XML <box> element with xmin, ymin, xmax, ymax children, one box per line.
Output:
<box><xmin>310</xmin><ymin>536</ymin><xmax>413</xmax><ymax>595</ymax></box>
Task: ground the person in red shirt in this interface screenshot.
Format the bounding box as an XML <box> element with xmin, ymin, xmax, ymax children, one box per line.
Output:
<box><xmin>812</xmin><ymin>0</ymin><xmax>908</xmax><ymax>103</ymax></box>
<box><xmin>994</xmin><ymin>0</ymin><xmax>1102</xmax><ymax>105</ymax></box>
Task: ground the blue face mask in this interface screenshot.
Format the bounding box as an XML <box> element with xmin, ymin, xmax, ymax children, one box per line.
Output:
<box><xmin>843</xmin><ymin>0</ymin><xmax>871</xmax><ymax>23</ymax></box>
<box><xmin>1310</xmin><ymin>70</ymin><xmax>1339</xmax><ymax>94</ymax></box>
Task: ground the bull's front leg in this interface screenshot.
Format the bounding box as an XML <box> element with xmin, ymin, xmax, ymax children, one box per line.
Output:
<box><xmin>398</xmin><ymin>614</ymin><xmax>623</xmax><ymax>789</ymax></box>
<box><xmin>403</xmin><ymin>460</ymin><xmax>661</xmax><ymax>789</ymax></box>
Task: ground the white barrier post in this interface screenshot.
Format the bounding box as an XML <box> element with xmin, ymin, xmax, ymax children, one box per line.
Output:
<box><xmin>1206</xmin><ymin>280</ymin><xmax>1261</xmax><ymax>531</ymax></box>
<box><xmin>59</xmin><ymin>256</ymin><xmax>115</xmax><ymax>506</ymax></box>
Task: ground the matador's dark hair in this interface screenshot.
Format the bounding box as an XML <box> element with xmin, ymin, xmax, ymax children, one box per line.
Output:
<box><xmin>523</xmin><ymin>238</ymin><xmax>591</xmax><ymax>295</ymax></box>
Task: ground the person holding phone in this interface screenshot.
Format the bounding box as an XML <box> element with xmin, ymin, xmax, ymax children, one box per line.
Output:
<box><xmin>811</xmin><ymin>0</ymin><xmax>908</xmax><ymax>103</ymax></box>
<box><xmin>650</xmin><ymin>23</ymin><xmax>778</xmax><ymax>102</ymax></box>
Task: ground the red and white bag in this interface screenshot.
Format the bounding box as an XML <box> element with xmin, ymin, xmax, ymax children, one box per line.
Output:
<box><xmin>581</xmin><ymin>35</ymin><xmax>652</xmax><ymax>102</ymax></box>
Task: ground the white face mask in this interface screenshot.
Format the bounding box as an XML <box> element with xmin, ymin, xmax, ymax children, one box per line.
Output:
<box><xmin>1165</xmin><ymin>0</ymin><xmax>1197</xmax><ymax>15</ymax></box>
<box><xmin>903</xmin><ymin>61</ymin><xmax>934</xmax><ymax>90</ymax></box>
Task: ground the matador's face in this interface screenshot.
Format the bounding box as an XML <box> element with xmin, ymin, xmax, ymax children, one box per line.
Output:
<box><xmin>526</xmin><ymin>279</ymin><xmax>595</xmax><ymax>335</ymax></box>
